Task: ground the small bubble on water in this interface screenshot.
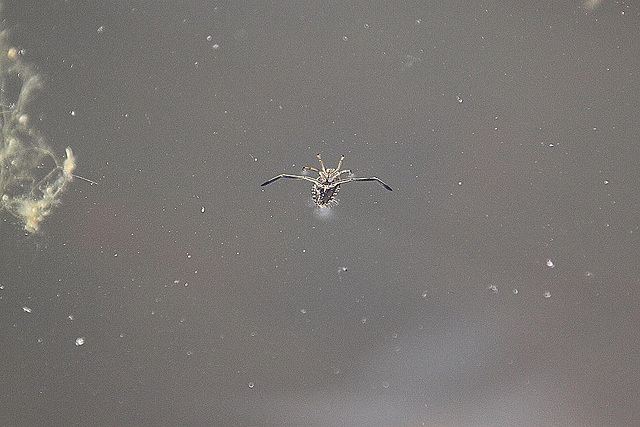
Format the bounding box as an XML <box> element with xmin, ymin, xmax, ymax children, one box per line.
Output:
<box><xmin>248</xmin><ymin>382</ymin><xmax>255</xmax><ymax>388</ymax></box>
<box><xmin>75</xmin><ymin>337</ymin><xmax>85</xmax><ymax>346</ymax></box>
<box><xmin>543</xmin><ymin>291</ymin><xmax>552</xmax><ymax>299</ymax></box>
<box><xmin>546</xmin><ymin>259</ymin><xmax>555</xmax><ymax>268</ymax></box>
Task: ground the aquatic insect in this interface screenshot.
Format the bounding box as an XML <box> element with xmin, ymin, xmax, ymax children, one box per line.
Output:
<box><xmin>261</xmin><ymin>154</ymin><xmax>392</xmax><ymax>207</ymax></box>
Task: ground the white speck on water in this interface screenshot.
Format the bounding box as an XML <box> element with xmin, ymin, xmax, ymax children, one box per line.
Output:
<box><xmin>248</xmin><ymin>382</ymin><xmax>255</xmax><ymax>388</ymax></box>
<box><xmin>75</xmin><ymin>337</ymin><xmax>85</xmax><ymax>346</ymax></box>
<box><xmin>543</xmin><ymin>291</ymin><xmax>552</xmax><ymax>298</ymax></box>
<box><xmin>546</xmin><ymin>259</ymin><xmax>555</xmax><ymax>268</ymax></box>
<box><xmin>22</xmin><ymin>306</ymin><xmax>32</xmax><ymax>313</ymax></box>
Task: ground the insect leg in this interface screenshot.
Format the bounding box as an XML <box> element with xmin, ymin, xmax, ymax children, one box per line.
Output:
<box><xmin>316</xmin><ymin>154</ymin><xmax>327</xmax><ymax>172</ymax></box>
<box><xmin>261</xmin><ymin>174</ymin><xmax>320</xmax><ymax>186</ymax></box>
<box><xmin>334</xmin><ymin>176</ymin><xmax>393</xmax><ymax>191</ymax></box>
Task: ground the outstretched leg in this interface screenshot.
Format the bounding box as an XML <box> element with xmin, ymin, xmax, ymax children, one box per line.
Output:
<box><xmin>334</xmin><ymin>176</ymin><xmax>393</xmax><ymax>191</ymax></box>
<box><xmin>261</xmin><ymin>174</ymin><xmax>320</xmax><ymax>187</ymax></box>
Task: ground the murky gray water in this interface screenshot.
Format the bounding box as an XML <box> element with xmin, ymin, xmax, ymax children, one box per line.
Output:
<box><xmin>1</xmin><ymin>1</ymin><xmax>638</xmax><ymax>425</ymax></box>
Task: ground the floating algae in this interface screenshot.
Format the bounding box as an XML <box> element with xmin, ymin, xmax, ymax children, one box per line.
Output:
<box><xmin>0</xmin><ymin>26</ymin><xmax>75</xmax><ymax>233</ymax></box>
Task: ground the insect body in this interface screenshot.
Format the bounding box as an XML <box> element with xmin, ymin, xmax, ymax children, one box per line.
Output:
<box><xmin>261</xmin><ymin>154</ymin><xmax>392</xmax><ymax>207</ymax></box>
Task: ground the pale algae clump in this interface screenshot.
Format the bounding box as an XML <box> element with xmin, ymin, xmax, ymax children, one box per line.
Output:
<box><xmin>0</xmin><ymin>27</ymin><xmax>75</xmax><ymax>233</ymax></box>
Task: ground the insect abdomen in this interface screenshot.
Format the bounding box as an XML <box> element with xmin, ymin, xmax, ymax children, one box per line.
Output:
<box><xmin>312</xmin><ymin>184</ymin><xmax>340</xmax><ymax>207</ymax></box>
